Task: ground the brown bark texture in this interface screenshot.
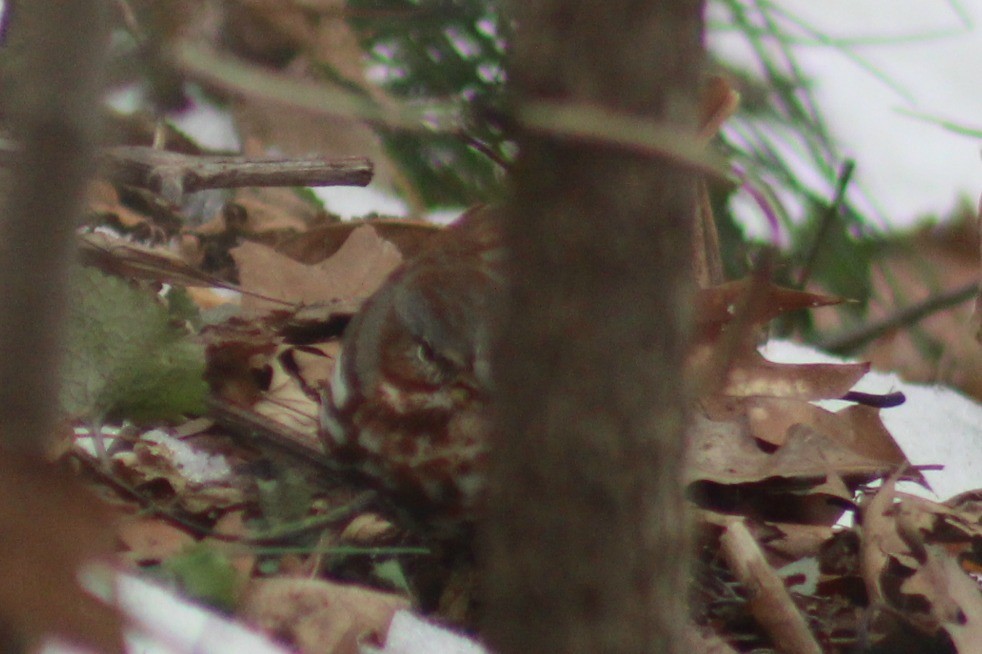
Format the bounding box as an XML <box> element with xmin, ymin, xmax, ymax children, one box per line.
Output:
<box><xmin>483</xmin><ymin>2</ymin><xmax>704</xmax><ymax>654</ymax></box>
<box><xmin>0</xmin><ymin>0</ymin><xmax>109</xmax><ymax>451</ymax></box>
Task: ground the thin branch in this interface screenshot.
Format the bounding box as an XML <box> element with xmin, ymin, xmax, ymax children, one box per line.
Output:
<box><xmin>73</xmin><ymin>445</ymin><xmax>383</xmax><ymax>546</ymax></box>
<box><xmin>797</xmin><ymin>159</ymin><xmax>855</xmax><ymax>288</ymax></box>
<box><xmin>517</xmin><ymin>99</ymin><xmax>729</xmax><ymax>177</ymax></box>
<box><xmin>205</xmin><ymin>396</ymin><xmax>332</xmax><ymax>466</ymax></box>
<box><xmin>0</xmin><ymin>142</ymin><xmax>374</xmax><ymax>204</ymax></box>
<box><xmin>98</xmin><ymin>146</ymin><xmax>373</xmax><ymax>204</ymax></box>
<box><xmin>205</xmin><ymin>396</ymin><xmax>445</xmax><ymax>536</ymax></box>
<box><xmin>720</xmin><ymin>518</ymin><xmax>823</xmax><ymax>654</ymax></box>
<box><xmin>175</xmin><ymin>42</ymin><xmax>729</xmax><ymax>179</ymax></box>
<box><xmin>818</xmin><ymin>281</ymin><xmax>978</xmax><ymax>354</ymax></box>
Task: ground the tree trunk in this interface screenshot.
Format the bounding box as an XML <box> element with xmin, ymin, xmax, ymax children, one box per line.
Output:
<box><xmin>483</xmin><ymin>3</ymin><xmax>704</xmax><ymax>653</ymax></box>
<box><xmin>0</xmin><ymin>0</ymin><xmax>108</xmax><ymax>452</ymax></box>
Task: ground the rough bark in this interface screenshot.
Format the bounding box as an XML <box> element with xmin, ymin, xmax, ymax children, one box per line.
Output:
<box><xmin>0</xmin><ymin>0</ymin><xmax>109</xmax><ymax>451</ymax></box>
<box><xmin>483</xmin><ymin>3</ymin><xmax>704</xmax><ymax>654</ymax></box>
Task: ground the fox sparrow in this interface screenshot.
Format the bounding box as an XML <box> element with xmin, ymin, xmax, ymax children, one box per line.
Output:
<box><xmin>319</xmin><ymin>206</ymin><xmax>503</xmax><ymax>530</ymax></box>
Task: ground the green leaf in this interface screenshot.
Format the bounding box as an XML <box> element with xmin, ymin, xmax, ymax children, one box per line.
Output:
<box><xmin>372</xmin><ymin>558</ymin><xmax>412</xmax><ymax>595</ymax></box>
<box><xmin>793</xmin><ymin>203</ymin><xmax>877</xmax><ymax>308</ymax></box>
<box><xmin>62</xmin><ymin>266</ymin><xmax>207</xmax><ymax>423</ymax></box>
<box><xmin>161</xmin><ymin>544</ymin><xmax>240</xmax><ymax>612</ymax></box>
<box><xmin>290</xmin><ymin>185</ymin><xmax>326</xmax><ymax>211</ymax></box>
<box><xmin>164</xmin><ymin>285</ymin><xmax>201</xmax><ymax>329</ymax></box>
<box><xmin>345</xmin><ymin>0</ymin><xmax>509</xmax><ymax>206</ymax></box>
<box><xmin>255</xmin><ymin>466</ymin><xmax>314</xmax><ymax>529</ymax></box>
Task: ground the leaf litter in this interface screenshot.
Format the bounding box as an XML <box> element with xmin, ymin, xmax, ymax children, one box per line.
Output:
<box><xmin>29</xmin><ymin>81</ymin><xmax>982</xmax><ymax>654</ymax></box>
<box><xmin>40</xmin><ymin>183</ymin><xmax>982</xmax><ymax>653</ymax></box>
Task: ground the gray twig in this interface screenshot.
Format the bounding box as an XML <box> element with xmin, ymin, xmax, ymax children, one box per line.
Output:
<box><xmin>0</xmin><ymin>142</ymin><xmax>375</xmax><ymax>204</ymax></box>
<box><xmin>818</xmin><ymin>281</ymin><xmax>978</xmax><ymax>354</ymax></box>
<box><xmin>98</xmin><ymin>146</ymin><xmax>373</xmax><ymax>204</ymax></box>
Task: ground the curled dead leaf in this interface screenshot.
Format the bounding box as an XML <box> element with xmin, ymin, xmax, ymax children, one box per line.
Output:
<box><xmin>233</xmin><ymin>225</ymin><xmax>403</xmax><ymax>315</ymax></box>
<box><xmin>241</xmin><ymin>577</ymin><xmax>409</xmax><ymax>654</ymax></box>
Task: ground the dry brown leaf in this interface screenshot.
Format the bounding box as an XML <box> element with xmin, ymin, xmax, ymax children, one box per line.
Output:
<box><xmin>695</xmin><ymin>280</ymin><xmax>841</xmax><ymax>335</ymax></box>
<box><xmin>205</xmin><ymin>510</ymin><xmax>257</xmax><ymax>579</ymax></box>
<box><xmin>87</xmin><ymin>179</ymin><xmax>151</xmax><ymax>229</ymax></box>
<box><xmin>769</xmin><ymin>424</ymin><xmax>895</xmax><ymax>483</ymax></box>
<box><xmin>747</xmin><ymin>398</ymin><xmax>908</xmax><ymax>469</ymax></box>
<box><xmin>241</xmin><ymin>577</ymin><xmax>409</xmax><ymax>654</ymax></box>
<box><xmin>339</xmin><ymin>513</ymin><xmax>398</xmax><ymax>545</ymax></box>
<box><xmin>860</xmin><ymin>478</ymin><xmax>917</xmax><ymax>608</ymax></box>
<box><xmin>230</xmin><ymin>187</ymin><xmax>326</xmax><ymax>232</ymax></box>
<box><xmin>117</xmin><ymin>516</ymin><xmax>196</xmax><ymax>564</ymax></box>
<box><xmin>233</xmin><ymin>224</ymin><xmax>403</xmax><ymax>315</ymax></box>
<box><xmin>222</xmin><ymin>338</ymin><xmax>339</xmax><ymax>444</ymax></box>
<box><xmin>851</xmin><ymin>484</ymin><xmax>982</xmax><ymax>647</ymax></box>
<box><xmin>946</xmin><ymin>489</ymin><xmax>982</xmax><ymax>526</ymax></box>
<box><xmin>746</xmin><ymin>397</ymin><xmax>824</xmax><ymax>447</ymax></box>
<box><xmin>834</xmin><ymin>405</ymin><xmax>911</xmax><ymax>467</ymax></box>
<box><xmin>758</xmin><ymin>522</ymin><xmax>836</xmax><ymax>562</ymax></box>
<box><xmin>901</xmin><ymin>544</ymin><xmax>982</xmax><ymax>651</ymax></box>
<box><xmin>277</xmin><ymin>219</ymin><xmax>441</xmax><ymax>265</ymax></box>
<box><xmin>688</xmin><ymin>411</ymin><xmax>895</xmax><ymax>487</ymax></box>
<box><xmin>203</xmin><ymin>318</ymin><xmax>280</xmax><ymax>405</ymax></box>
<box><xmin>290</xmin><ymin>340</ymin><xmax>339</xmax><ymax>389</ymax></box>
<box><xmin>110</xmin><ymin>431</ymin><xmax>245</xmax><ymax>513</ymax></box>
<box><xmin>251</xmin><ymin>343</ymin><xmax>326</xmax><ymax>436</ymax></box>
<box><xmin>0</xmin><ymin>452</ymin><xmax>123</xmax><ymax>652</ymax></box>
<box><xmin>723</xmin><ymin>350</ymin><xmax>869</xmax><ymax>400</ymax></box>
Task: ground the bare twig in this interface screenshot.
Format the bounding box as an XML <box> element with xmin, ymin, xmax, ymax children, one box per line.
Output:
<box><xmin>175</xmin><ymin>42</ymin><xmax>729</xmax><ymax>179</ymax></box>
<box><xmin>720</xmin><ymin>518</ymin><xmax>823</xmax><ymax>654</ymax></box>
<box><xmin>205</xmin><ymin>396</ymin><xmax>445</xmax><ymax>537</ymax></box>
<box><xmin>818</xmin><ymin>281</ymin><xmax>977</xmax><ymax>354</ymax></box>
<box><xmin>205</xmin><ymin>396</ymin><xmax>331</xmax><ymax>465</ymax></box>
<box><xmin>0</xmin><ymin>142</ymin><xmax>374</xmax><ymax>204</ymax></box>
<box><xmin>797</xmin><ymin>159</ymin><xmax>855</xmax><ymax>288</ymax></box>
<box><xmin>78</xmin><ymin>232</ymin><xmax>244</xmax><ymax>291</ymax></box>
<box><xmin>516</xmin><ymin>99</ymin><xmax>729</xmax><ymax>177</ymax></box>
<box><xmin>99</xmin><ymin>146</ymin><xmax>373</xmax><ymax>204</ymax></box>
<box><xmin>693</xmin><ymin>180</ymin><xmax>726</xmax><ymax>287</ymax></box>
<box><xmin>73</xmin><ymin>445</ymin><xmax>382</xmax><ymax>545</ymax></box>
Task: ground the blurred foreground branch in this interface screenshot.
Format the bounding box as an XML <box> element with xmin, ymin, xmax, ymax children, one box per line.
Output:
<box><xmin>0</xmin><ymin>1</ymin><xmax>109</xmax><ymax>451</ymax></box>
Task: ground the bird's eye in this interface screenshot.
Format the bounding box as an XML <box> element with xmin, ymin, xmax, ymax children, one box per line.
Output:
<box><xmin>414</xmin><ymin>340</ymin><xmax>457</xmax><ymax>382</ymax></box>
<box><xmin>416</xmin><ymin>340</ymin><xmax>441</xmax><ymax>366</ymax></box>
